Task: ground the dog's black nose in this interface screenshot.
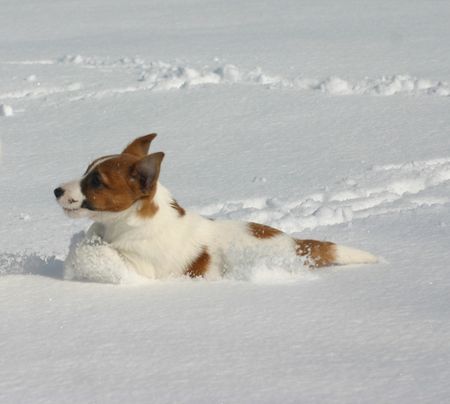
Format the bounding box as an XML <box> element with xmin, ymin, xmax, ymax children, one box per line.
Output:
<box><xmin>54</xmin><ymin>187</ymin><xmax>65</xmax><ymax>199</ymax></box>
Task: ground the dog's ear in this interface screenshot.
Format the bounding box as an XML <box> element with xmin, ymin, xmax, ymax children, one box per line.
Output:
<box><xmin>132</xmin><ymin>152</ymin><xmax>165</xmax><ymax>194</ymax></box>
<box><xmin>122</xmin><ymin>133</ymin><xmax>157</xmax><ymax>157</ymax></box>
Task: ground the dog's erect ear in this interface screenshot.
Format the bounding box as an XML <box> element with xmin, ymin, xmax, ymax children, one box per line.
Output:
<box><xmin>122</xmin><ymin>134</ymin><xmax>157</xmax><ymax>157</ymax></box>
<box><xmin>132</xmin><ymin>152</ymin><xmax>165</xmax><ymax>194</ymax></box>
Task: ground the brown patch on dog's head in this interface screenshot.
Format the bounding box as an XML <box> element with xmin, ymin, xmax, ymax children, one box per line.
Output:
<box><xmin>84</xmin><ymin>155</ymin><xmax>119</xmax><ymax>176</ymax></box>
<box><xmin>80</xmin><ymin>134</ymin><xmax>164</xmax><ymax>217</ymax></box>
<box><xmin>185</xmin><ymin>247</ymin><xmax>210</xmax><ymax>278</ymax></box>
<box><xmin>248</xmin><ymin>222</ymin><xmax>282</xmax><ymax>239</ymax></box>
<box><xmin>170</xmin><ymin>199</ymin><xmax>185</xmax><ymax>217</ymax></box>
<box><xmin>295</xmin><ymin>239</ymin><xmax>336</xmax><ymax>268</ymax></box>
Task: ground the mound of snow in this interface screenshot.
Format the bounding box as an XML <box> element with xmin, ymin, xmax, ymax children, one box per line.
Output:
<box><xmin>320</xmin><ymin>77</ymin><xmax>353</xmax><ymax>95</ymax></box>
<box><xmin>64</xmin><ymin>232</ymin><xmax>147</xmax><ymax>284</ymax></box>
<box><xmin>228</xmin><ymin>254</ymin><xmax>318</xmax><ymax>284</ymax></box>
<box><xmin>0</xmin><ymin>104</ymin><xmax>13</xmax><ymax>117</ymax></box>
<box><xmin>220</xmin><ymin>242</ymin><xmax>318</xmax><ymax>284</ymax></box>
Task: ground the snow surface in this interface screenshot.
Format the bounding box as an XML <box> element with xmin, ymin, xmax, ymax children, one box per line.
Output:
<box><xmin>1</xmin><ymin>0</ymin><xmax>450</xmax><ymax>402</ymax></box>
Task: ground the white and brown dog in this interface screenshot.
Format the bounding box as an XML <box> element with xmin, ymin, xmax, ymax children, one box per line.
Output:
<box><xmin>54</xmin><ymin>134</ymin><xmax>377</xmax><ymax>280</ymax></box>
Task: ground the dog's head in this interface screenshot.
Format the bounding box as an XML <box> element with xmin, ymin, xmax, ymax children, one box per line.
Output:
<box><xmin>54</xmin><ymin>134</ymin><xmax>164</xmax><ymax>221</ymax></box>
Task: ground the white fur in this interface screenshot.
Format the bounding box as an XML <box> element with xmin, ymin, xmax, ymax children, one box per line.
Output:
<box><xmin>334</xmin><ymin>245</ymin><xmax>378</xmax><ymax>265</ymax></box>
<box><xmin>56</xmin><ymin>180</ymin><xmax>89</xmax><ymax>218</ymax></box>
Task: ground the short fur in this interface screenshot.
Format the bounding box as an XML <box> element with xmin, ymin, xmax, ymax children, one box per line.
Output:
<box><xmin>55</xmin><ymin>134</ymin><xmax>378</xmax><ymax>279</ymax></box>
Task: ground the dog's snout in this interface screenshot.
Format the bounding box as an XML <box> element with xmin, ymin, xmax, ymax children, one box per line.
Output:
<box><xmin>54</xmin><ymin>187</ymin><xmax>65</xmax><ymax>199</ymax></box>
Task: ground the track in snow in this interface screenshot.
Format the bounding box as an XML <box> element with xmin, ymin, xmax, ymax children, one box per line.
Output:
<box><xmin>0</xmin><ymin>56</ymin><xmax>449</xmax><ymax>107</ymax></box>
<box><xmin>196</xmin><ymin>157</ymin><xmax>450</xmax><ymax>232</ymax></box>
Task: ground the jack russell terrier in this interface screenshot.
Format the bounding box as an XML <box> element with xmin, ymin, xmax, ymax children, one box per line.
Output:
<box><xmin>54</xmin><ymin>134</ymin><xmax>377</xmax><ymax>280</ymax></box>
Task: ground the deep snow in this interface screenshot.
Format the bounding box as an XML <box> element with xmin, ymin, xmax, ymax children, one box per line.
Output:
<box><xmin>1</xmin><ymin>0</ymin><xmax>450</xmax><ymax>403</ymax></box>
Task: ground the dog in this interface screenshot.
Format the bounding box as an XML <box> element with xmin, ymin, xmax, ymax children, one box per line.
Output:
<box><xmin>54</xmin><ymin>134</ymin><xmax>377</xmax><ymax>280</ymax></box>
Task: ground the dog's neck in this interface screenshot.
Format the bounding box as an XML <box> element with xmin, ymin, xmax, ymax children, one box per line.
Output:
<box><xmin>92</xmin><ymin>182</ymin><xmax>181</xmax><ymax>242</ymax></box>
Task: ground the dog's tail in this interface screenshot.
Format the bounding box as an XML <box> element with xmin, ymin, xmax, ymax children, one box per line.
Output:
<box><xmin>295</xmin><ymin>239</ymin><xmax>378</xmax><ymax>268</ymax></box>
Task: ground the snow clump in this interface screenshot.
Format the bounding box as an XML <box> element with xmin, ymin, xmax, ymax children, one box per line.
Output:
<box><xmin>0</xmin><ymin>104</ymin><xmax>14</xmax><ymax>117</ymax></box>
<box><xmin>64</xmin><ymin>232</ymin><xmax>146</xmax><ymax>284</ymax></box>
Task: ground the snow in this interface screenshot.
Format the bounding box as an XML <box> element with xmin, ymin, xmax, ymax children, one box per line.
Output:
<box><xmin>63</xmin><ymin>232</ymin><xmax>145</xmax><ymax>285</ymax></box>
<box><xmin>0</xmin><ymin>103</ymin><xmax>13</xmax><ymax>117</ymax></box>
<box><xmin>1</xmin><ymin>0</ymin><xmax>450</xmax><ymax>402</ymax></box>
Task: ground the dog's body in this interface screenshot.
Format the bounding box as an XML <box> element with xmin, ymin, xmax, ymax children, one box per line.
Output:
<box><xmin>55</xmin><ymin>134</ymin><xmax>377</xmax><ymax>280</ymax></box>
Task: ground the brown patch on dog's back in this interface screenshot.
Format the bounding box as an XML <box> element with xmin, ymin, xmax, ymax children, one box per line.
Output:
<box><xmin>170</xmin><ymin>199</ymin><xmax>185</xmax><ymax>217</ymax></box>
<box><xmin>248</xmin><ymin>222</ymin><xmax>282</xmax><ymax>239</ymax></box>
<box><xmin>185</xmin><ymin>247</ymin><xmax>210</xmax><ymax>277</ymax></box>
<box><xmin>295</xmin><ymin>239</ymin><xmax>336</xmax><ymax>267</ymax></box>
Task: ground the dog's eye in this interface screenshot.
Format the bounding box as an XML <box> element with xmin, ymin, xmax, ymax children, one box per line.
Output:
<box><xmin>90</xmin><ymin>172</ymin><xmax>103</xmax><ymax>189</ymax></box>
